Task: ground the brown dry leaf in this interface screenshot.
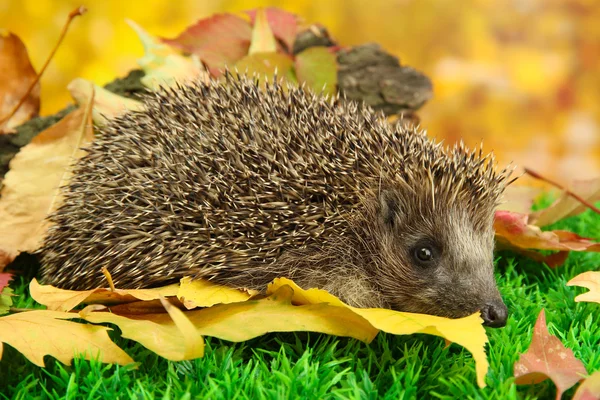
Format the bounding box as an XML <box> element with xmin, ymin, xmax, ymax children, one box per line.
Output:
<box><xmin>530</xmin><ymin>177</ymin><xmax>600</xmax><ymax>227</ymax></box>
<box><xmin>514</xmin><ymin>309</ymin><xmax>587</xmax><ymax>400</ymax></box>
<box><xmin>0</xmin><ymin>85</ymin><xmax>94</xmax><ymax>269</ymax></box>
<box><xmin>573</xmin><ymin>371</ymin><xmax>600</xmax><ymax>400</ymax></box>
<box><xmin>567</xmin><ymin>271</ymin><xmax>600</xmax><ymax>304</ymax></box>
<box><xmin>0</xmin><ymin>310</ymin><xmax>133</xmax><ymax>367</ymax></box>
<box><xmin>0</xmin><ymin>30</ymin><xmax>39</xmax><ymax>133</ymax></box>
<box><xmin>267</xmin><ymin>278</ymin><xmax>489</xmax><ymax>387</ymax></box>
<box><xmin>30</xmin><ymin>278</ymin><xmax>179</xmax><ymax>312</ymax></box>
<box><xmin>177</xmin><ymin>277</ymin><xmax>258</xmax><ymax>309</ymax></box>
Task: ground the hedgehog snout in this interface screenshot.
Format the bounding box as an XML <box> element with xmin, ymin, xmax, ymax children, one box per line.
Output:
<box><xmin>480</xmin><ymin>300</ymin><xmax>508</xmax><ymax>328</ymax></box>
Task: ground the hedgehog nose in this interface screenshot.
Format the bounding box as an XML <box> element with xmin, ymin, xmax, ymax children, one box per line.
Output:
<box><xmin>481</xmin><ymin>301</ymin><xmax>508</xmax><ymax>328</ymax></box>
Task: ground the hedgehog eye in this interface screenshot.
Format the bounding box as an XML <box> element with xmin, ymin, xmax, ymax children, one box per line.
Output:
<box><xmin>410</xmin><ymin>242</ymin><xmax>439</xmax><ymax>267</ymax></box>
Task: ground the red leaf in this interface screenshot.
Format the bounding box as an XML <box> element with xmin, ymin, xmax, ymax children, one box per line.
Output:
<box><xmin>0</xmin><ymin>273</ymin><xmax>12</xmax><ymax>292</ymax></box>
<box><xmin>514</xmin><ymin>310</ymin><xmax>587</xmax><ymax>400</ymax></box>
<box><xmin>247</xmin><ymin>7</ymin><xmax>299</xmax><ymax>53</ymax></box>
<box><xmin>163</xmin><ymin>14</ymin><xmax>252</xmax><ymax>76</ymax></box>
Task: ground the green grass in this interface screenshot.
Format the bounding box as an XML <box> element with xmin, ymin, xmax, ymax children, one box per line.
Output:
<box><xmin>1</xmin><ymin>206</ymin><xmax>600</xmax><ymax>399</ymax></box>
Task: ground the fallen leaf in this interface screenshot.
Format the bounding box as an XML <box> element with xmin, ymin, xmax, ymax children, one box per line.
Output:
<box><xmin>531</xmin><ymin>177</ymin><xmax>600</xmax><ymax>227</ymax></box>
<box><xmin>498</xmin><ymin>185</ymin><xmax>544</xmax><ymax>214</ymax></box>
<box><xmin>248</xmin><ymin>9</ymin><xmax>277</xmax><ymax>55</ymax></box>
<box><xmin>30</xmin><ymin>278</ymin><xmax>179</xmax><ymax>312</ymax></box>
<box><xmin>573</xmin><ymin>371</ymin><xmax>600</xmax><ymax>400</ymax></box>
<box><xmin>127</xmin><ymin>20</ymin><xmax>208</xmax><ymax>90</ymax></box>
<box><xmin>295</xmin><ymin>47</ymin><xmax>338</xmax><ymax>96</ymax></box>
<box><xmin>0</xmin><ymin>287</ymin><xmax>13</xmax><ymax>316</ymax></box>
<box><xmin>247</xmin><ymin>7</ymin><xmax>299</xmax><ymax>53</ymax></box>
<box><xmin>68</xmin><ymin>78</ymin><xmax>143</xmax><ymax>125</ymax></box>
<box><xmin>494</xmin><ymin>210</ymin><xmax>600</xmax><ymax>253</ymax></box>
<box><xmin>0</xmin><ymin>30</ymin><xmax>39</xmax><ymax>133</ymax></box>
<box><xmin>0</xmin><ymin>310</ymin><xmax>134</xmax><ymax>367</ymax></box>
<box><xmin>163</xmin><ymin>13</ymin><xmax>252</xmax><ymax>76</ymax></box>
<box><xmin>0</xmin><ymin>87</ymin><xmax>94</xmax><ymax>268</ymax></box>
<box><xmin>234</xmin><ymin>53</ymin><xmax>295</xmax><ymax>83</ymax></box>
<box><xmin>177</xmin><ymin>277</ymin><xmax>257</xmax><ymax>309</ymax></box>
<box><xmin>567</xmin><ymin>271</ymin><xmax>600</xmax><ymax>304</ymax></box>
<box><xmin>268</xmin><ymin>278</ymin><xmax>489</xmax><ymax>388</ymax></box>
<box><xmin>160</xmin><ymin>297</ymin><xmax>204</xmax><ymax>359</ymax></box>
<box><xmin>514</xmin><ymin>309</ymin><xmax>587</xmax><ymax>400</ymax></box>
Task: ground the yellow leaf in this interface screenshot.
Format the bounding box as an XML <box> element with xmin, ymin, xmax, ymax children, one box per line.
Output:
<box><xmin>0</xmin><ymin>310</ymin><xmax>133</xmax><ymax>367</ymax></box>
<box><xmin>248</xmin><ymin>8</ymin><xmax>277</xmax><ymax>55</ymax></box>
<box><xmin>0</xmin><ymin>88</ymin><xmax>94</xmax><ymax>268</ymax></box>
<box><xmin>160</xmin><ymin>297</ymin><xmax>204</xmax><ymax>359</ymax></box>
<box><xmin>68</xmin><ymin>78</ymin><xmax>144</xmax><ymax>125</ymax></box>
<box><xmin>567</xmin><ymin>271</ymin><xmax>600</xmax><ymax>304</ymax></box>
<box><xmin>177</xmin><ymin>277</ymin><xmax>257</xmax><ymax>309</ymax></box>
<box><xmin>127</xmin><ymin>19</ymin><xmax>209</xmax><ymax>90</ymax></box>
<box><xmin>573</xmin><ymin>371</ymin><xmax>600</xmax><ymax>400</ymax></box>
<box><xmin>30</xmin><ymin>278</ymin><xmax>180</xmax><ymax>312</ymax></box>
<box><xmin>268</xmin><ymin>278</ymin><xmax>489</xmax><ymax>388</ymax></box>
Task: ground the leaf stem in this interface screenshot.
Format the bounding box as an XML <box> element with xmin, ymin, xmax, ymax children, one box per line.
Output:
<box><xmin>0</xmin><ymin>6</ymin><xmax>87</xmax><ymax>126</ymax></box>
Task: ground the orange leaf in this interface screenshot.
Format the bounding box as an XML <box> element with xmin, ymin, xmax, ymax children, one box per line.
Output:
<box><xmin>0</xmin><ymin>31</ymin><xmax>39</xmax><ymax>133</ymax></box>
<box><xmin>514</xmin><ymin>309</ymin><xmax>587</xmax><ymax>400</ymax></box>
<box><xmin>0</xmin><ymin>85</ymin><xmax>94</xmax><ymax>269</ymax></box>
<box><xmin>567</xmin><ymin>272</ymin><xmax>600</xmax><ymax>304</ymax></box>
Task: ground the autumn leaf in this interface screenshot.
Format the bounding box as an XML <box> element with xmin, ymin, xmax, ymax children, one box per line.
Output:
<box><xmin>248</xmin><ymin>9</ymin><xmax>277</xmax><ymax>55</ymax></box>
<box><xmin>127</xmin><ymin>19</ymin><xmax>209</xmax><ymax>90</ymax></box>
<box><xmin>68</xmin><ymin>78</ymin><xmax>143</xmax><ymax>125</ymax></box>
<box><xmin>234</xmin><ymin>53</ymin><xmax>296</xmax><ymax>83</ymax></box>
<box><xmin>295</xmin><ymin>47</ymin><xmax>338</xmax><ymax>96</ymax></box>
<box><xmin>494</xmin><ymin>210</ymin><xmax>600</xmax><ymax>254</ymax></box>
<box><xmin>0</xmin><ymin>86</ymin><xmax>94</xmax><ymax>269</ymax></box>
<box><xmin>530</xmin><ymin>177</ymin><xmax>600</xmax><ymax>227</ymax></box>
<box><xmin>0</xmin><ymin>310</ymin><xmax>134</xmax><ymax>367</ymax></box>
<box><xmin>247</xmin><ymin>7</ymin><xmax>299</xmax><ymax>53</ymax></box>
<box><xmin>514</xmin><ymin>309</ymin><xmax>587</xmax><ymax>400</ymax></box>
<box><xmin>30</xmin><ymin>278</ymin><xmax>179</xmax><ymax>312</ymax></box>
<box><xmin>268</xmin><ymin>278</ymin><xmax>490</xmax><ymax>388</ymax></box>
<box><xmin>0</xmin><ymin>287</ymin><xmax>12</xmax><ymax>316</ymax></box>
<box><xmin>567</xmin><ymin>272</ymin><xmax>600</xmax><ymax>304</ymax></box>
<box><xmin>163</xmin><ymin>13</ymin><xmax>252</xmax><ymax>76</ymax></box>
<box><xmin>0</xmin><ymin>273</ymin><xmax>12</xmax><ymax>292</ymax></box>
<box><xmin>177</xmin><ymin>277</ymin><xmax>258</xmax><ymax>309</ymax></box>
<box><xmin>573</xmin><ymin>371</ymin><xmax>600</xmax><ymax>400</ymax></box>
<box><xmin>0</xmin><ymin>30</ymin><xmax>40</xmax><ymax>133</ymax></box>
<box><xmin>499</xmin><ymin>185</ymin><xmax>544</xmax><ymax>214</ymax></box>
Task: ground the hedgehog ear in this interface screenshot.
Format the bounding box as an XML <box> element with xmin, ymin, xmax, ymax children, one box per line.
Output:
<box><xmin>379</xmin><ymin>190</ymin><xmax>400</xmax><ymax>227</ymax></box>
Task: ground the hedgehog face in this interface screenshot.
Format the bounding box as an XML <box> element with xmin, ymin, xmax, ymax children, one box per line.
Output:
<box><xmin>373</xmin><ymin>188</ymin><xmax>508</xmax><ymax>327</ymax></box>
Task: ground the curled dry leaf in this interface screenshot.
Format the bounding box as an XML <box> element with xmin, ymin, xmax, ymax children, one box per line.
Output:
<box><xmin>127</xmin><ymin>20</ymin><xmax>209</xmax><ymax>90</ymax></box>
<box><xmin>573</xmin><ymin>371</ymin><xmax>600</xmax><ymax>400</ymax></box>
<box><xmin>0</xmin><ymin>85</ymin><xmax>94</xmax><ymax>269</ymax></box>
<box><xmin>514</xmin><ymin>309</ymin><xmax>587</xmax><ymax>400</ymax></box>
<box><xmin>0</xmin><ymin>310</ymin><xmax>133</xmax><ymax>367</ymax></box>
<box><xmin>0</xmin><ymin>30</ymin><xmax>40</xmax><ymax>133</ymax></box>
<box><xmin>68</xmin><ymin>78</ymin><xmax>143</xmax><ymax>125</ymax></box>
<box><xmin>567</xmin><ymin>271</ymin><xmax>600</xmax><ymax>304</ymax></box>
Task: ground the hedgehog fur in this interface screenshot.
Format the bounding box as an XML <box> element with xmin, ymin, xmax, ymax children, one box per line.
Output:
<box><xmin>40</xmin><ymin>73</ymin><xmax>513</xmax><ymax>326</ymax></box>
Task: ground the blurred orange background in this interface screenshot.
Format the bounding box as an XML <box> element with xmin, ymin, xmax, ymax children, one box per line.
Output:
<box><xmin>1</xmin><ymin>0</ymin><xmax>599</xmax><ymax>182</ymax></box>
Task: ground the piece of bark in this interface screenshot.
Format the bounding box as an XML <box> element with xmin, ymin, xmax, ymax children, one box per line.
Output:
<box><xmin>293</xmin><ymin>24</ymin><xmax>337</xmax><ymax>55</ymax></box>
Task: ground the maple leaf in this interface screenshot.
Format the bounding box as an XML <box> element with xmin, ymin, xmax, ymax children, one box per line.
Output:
<box><xmin>0</xmin><ymin>310</ymin><xmax>133</xmax><ymax>367</ymax></box>
<box><xmin>567</xmin><ymin>272</ymin><xmax>600</xmax><ymax>304</ymax></box>
<box><xmin>0</xmin><ymin>85</ymin><xmax>94</xmax><ymax>269</ymax></box>
<box><xmin>573</xmin><ymin>371</ymin><xmax>600</xmax><ymax>400</ymax></box>
<box><xmin>514</xmin><ymin>309</ymin><xmax>587</xmax><ymax>400</ymax></box>
<box><xmin>68</xmin><ymin>78</ymin><xmax>143</xmax><ymax>125</ymax></box>
<box><xmin>162</xmin><ymin>13</ymin><xmax>252</xmax><ymax>76</ymax></box>
<box><xmin>127</xmin><ymin>20</ymin><xmax>209</xmax><ymax>90</ymax></box>
<box><xmin>246</xmin><ymin>7</ymin><xmax>299</xmax><ymax>53</ymax></box>
<box><xmin>295</xmin><ymin>47</ymin><xmax>338</xmax><ymax>96</ymax></box>
<box><xmin>0</xmin><ymin>30</ymin><xmax>40</xmax><ymax>133</ymax></box>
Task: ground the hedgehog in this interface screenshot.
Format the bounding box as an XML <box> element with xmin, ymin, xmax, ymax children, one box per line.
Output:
<box><xmin>39</xmin><ymin>73</ymin><xmax>513</xmax><ymax>327</ymax></box>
